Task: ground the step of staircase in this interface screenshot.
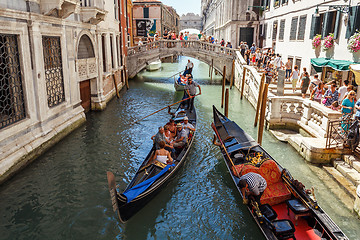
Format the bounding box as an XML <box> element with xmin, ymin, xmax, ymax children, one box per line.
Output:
<box><xmin>333</xmin><ymin>159</ymin><xmax>360</xmax><ymax>187</ymax></box>
<box><xmin>323</xmin><ymin>165</ymin><xmax>357</xmax><ymax>200</ymax></box>
<box><xmin>343</xmin><ymin>155</ymin><xmax>360</xmax><ymax>173</ymax></box>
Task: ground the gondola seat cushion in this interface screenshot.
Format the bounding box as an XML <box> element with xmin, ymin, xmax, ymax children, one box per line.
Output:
<box><xmin>272</xmin><ymin>219</ymin><xmax>296</xmax><ymax>239</ymax></box>
<box><xmin>232</xmin><ymin>160</ymin><xmax>291</xmax><ymax>205</ymax></box>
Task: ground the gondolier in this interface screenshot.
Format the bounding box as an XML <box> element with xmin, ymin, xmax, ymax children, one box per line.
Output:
<box><xmin>238</xmin><ymin>172</ymin><xmax>267</xmax><ymax>205</ymax></box>
<box><xmin>185</xmin><ymin>77</ymin><xmax>201</xmax><ymax>112</ymax></box>
<box><xmin>185</xmin><ymin>59</ymin><xmax>194</xmax><ymax>74</ymax></box>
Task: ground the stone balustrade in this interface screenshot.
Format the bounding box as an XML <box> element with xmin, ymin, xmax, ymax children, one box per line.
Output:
<box><xmin>267</xmin><ymin>97</ymin><xmax>342</xmax><ymax>138</ymax></box>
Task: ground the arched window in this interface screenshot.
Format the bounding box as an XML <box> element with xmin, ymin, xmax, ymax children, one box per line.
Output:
<box><xmin>77</xmin><ymin>35</ymin><xmax>95</xmax><ymax>59</ymax></box>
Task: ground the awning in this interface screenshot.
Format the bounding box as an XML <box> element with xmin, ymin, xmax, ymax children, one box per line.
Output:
<box><xmin>310</xmin><ymin>58</ymin><xmax>356</xmax><ymax>72</ymax></box>
<box><xmin>350</xmin><ymin>64</ymin><xmax>360</xmax><ymax>85</ymax></box>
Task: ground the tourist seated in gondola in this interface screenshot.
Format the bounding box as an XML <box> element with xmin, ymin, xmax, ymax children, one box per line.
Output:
<box><xmin>238</xmin><ymin>172</ymin><xmax>267</xmax><ymax>206</ymax></box>
<box><xmin>173</xmin><ymin>123</ymin><xmax>187</xmax><ymax>148</ymax></box>
<box><xmin>165</xmin><ymin>118</ymin><xmax>177</xmax><ymax>138</ymax></box>
<box><xmin>181</xmin><ymin>116</ymin><xmax>195</xmax><ymax>136</ymax></box>
<box><xmin>151</xmin><ymin>141</ymin><xmax>173</xmax><ymax>165</ymax></box>
<box><xmin>164</xmin><ymin>125</ymin><xmax>173</xmax><ymax>143</ymax></box>
<box><xmin>151</xmin><ymin>127</ymin><xmax>174</xmax><ymax>151</ymax></box>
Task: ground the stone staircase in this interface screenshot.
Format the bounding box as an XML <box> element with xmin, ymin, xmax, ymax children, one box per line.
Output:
<box><xmin>323</xmin><ymin>155</ymin><xmax>360</xmax><ymax>203</ymax></box>
<box><xmin>268</xmin><ymin>82</ymin><xmax>308</xmax><ymax>97</ymax></box>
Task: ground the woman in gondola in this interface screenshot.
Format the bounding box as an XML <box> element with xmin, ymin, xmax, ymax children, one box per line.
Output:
<box><xmin>152</xmin><ymin>141</ymin><xmax>173</xmax><ymax>165</ymax></box>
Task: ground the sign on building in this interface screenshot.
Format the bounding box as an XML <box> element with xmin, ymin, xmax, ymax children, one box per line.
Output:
<box><xmin>136</xmin><ymin>19</ymin><xmax>157</xmax><ymax>37</ymax></box>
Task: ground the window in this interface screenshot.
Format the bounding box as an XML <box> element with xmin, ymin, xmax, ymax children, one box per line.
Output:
<box><xmin>0</xmin><ymin>34</ymin><xmax>26</xmax><ymax>129</ymax></box>
<box><xmin>263</xmin><ymin>23</ymin><xmax>267</xmax><ymax>38</ymax></box>
<box><xmin>102</xmin><ymin>35</ymin><xmax>106</xmax><ymax>72</ymax></box>
<box><xmin>297</xmin><ymin>15</ymin><xmax>307</xmax><ymax>40</ymax></box>
<box><xmin>346</xmin><ymin>6</ymin><xmax>360</xmax><ymax>38</ymax></box>
<box><xmin>295</xmin><ymin>58</ymin><xmax>301</xmax><ymax>69</ymax></box>
<box><xmin>143</xmin><ymin>7</ymin><xmax>149</xmax><ymax>18</ymax></box>
<box><xmin>114</xmin><ymin>0</ymin><xmax>119</xmax><ymax>20</ymax></box>
<box><xmin>290</xmin><ymin>17</ymin><xmax>298</xmax><ymax>40</ymax></box>
<box><xmin>310</xmin><ymin>11</ymin><xmax>341</xmax><ymax>39</ymax></box>
<box><xmin>279</xmin><ymin>19</ymin><xmax>285</xmax><ymax>41</ymax></box>
<box><xmin>110</xmin><ymin>35</ymin><xmax>114</xmax><ymax>69</ymax></box>
<box><xmin>272</xmin><ymin>21</ymin><xmax>278</xmax><ymax>40</ymax></box>
<box><xmin>42</xmin><ymin>36</ymin><xmax>65</xmax><ymax>107</ymax></box>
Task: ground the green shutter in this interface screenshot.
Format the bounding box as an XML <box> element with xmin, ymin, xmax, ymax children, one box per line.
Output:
<box><xmin>333</xmin><ymin>11</ymin><xmax>341</xmax><ymax>39</ymax></box>
<box><xmin>309</xmin><ymin>14</ymin><xmax>320</xmax><ymax>39</ymax></box>
<box><xmin>346</xmin><ymin>6</ymin><xmax>358</xmax><ymax>39</ymax></box>
<box><xmin>321</xmin><ymin>12</ymin><xmax>330</xmax><ymax>38</ymax></box>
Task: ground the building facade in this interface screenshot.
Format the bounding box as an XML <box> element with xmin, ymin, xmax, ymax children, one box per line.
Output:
<box><xmin>132</xmin><ymin>0</ymin><xmax>179</xmax><ymax>43</ymax></box>
<box><xmin>0</xmin><ymin>0</ymin><xmax>128</xmax><ymax>184</ymax></box>
<box><xmin>180</xmin><ymin>13</ymin><xmax>203</xmax><ymax>31</ymax></box>
<box><xmin>260</xmin><ymin>0</ymin><xmax>360</xmax><ymax>83</ymax></box>
<box><xmin>201</xmin><ymin>0</ymin><xmax>260</xmax><ymax>48</ymax></box>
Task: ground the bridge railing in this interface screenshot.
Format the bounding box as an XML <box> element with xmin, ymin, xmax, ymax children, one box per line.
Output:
<box><xmin>128</xmin><ymin>40</ymin><xmax>236</xmax><ymax>58</ymax></box>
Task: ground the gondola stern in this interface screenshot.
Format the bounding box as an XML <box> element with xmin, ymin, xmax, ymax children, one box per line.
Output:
<box><xmin>107</xmin><ymin>171</ymin><xmax>127</xmax><ymax>223</ymax></box>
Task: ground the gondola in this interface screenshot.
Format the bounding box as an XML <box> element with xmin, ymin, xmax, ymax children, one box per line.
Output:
<box><xmin>212</xmin><ymin>106</ymin><xmax>348</xmax><ymax>240</ymax></box>
<box><xmin>107</xmin><ymin>103</ymin><xmax>196</xmax><ymax>223</ymax></box>
<box><xmin>174</xmin><ymin>69</ymin><xmax>192</xmax><ymax>91</ymax></box>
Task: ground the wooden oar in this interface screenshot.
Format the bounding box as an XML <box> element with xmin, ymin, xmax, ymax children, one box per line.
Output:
<box><xmin>166</xmin><ymin>70</ymin><xmax>185</xmax><ymax>80</ymax></box>
<box><xmin>131</xmin><ymin>93</ymin><xmax>200</xmax><ymax>125</ymax></box>
<box><xmin>211</xmin><ymin>122</ymin><xmax>241</xmax><ymax>178</ymax></box>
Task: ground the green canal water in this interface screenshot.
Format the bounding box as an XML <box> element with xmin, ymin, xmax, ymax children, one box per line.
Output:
<box><xmin>0</xmin><ymin>57</ymin><xmax>359</xmax><ymax>239</ymax></box>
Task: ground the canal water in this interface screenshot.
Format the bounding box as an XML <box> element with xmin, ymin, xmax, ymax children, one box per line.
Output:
<box><xmin>1</xmin><ymin>57</ymin><xmax>359</xmax><ymax>240</ymax></box>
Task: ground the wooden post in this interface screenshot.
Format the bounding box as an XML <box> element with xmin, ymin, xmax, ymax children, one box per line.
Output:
<box><xmin>230</xmin><ymin>59</ymin><xmax>235</xmax><ymax>89</ymax></box>
<box><xmin>124</xmin><ymin>65</ymin><xmax>129</xmax><ymax>90</ymax></box>
<box><xmin>254</xmin><ymin>73</ymin><xmax>266</xmax><ymax>127</ymax></box>
<box><xmin>225</xmin><ymin>88</ymin><xmax>229</xmax><ymax>117</ymax></box>
<box><xmin>257</xmin><ymin>83</ymin><xmax>269</xmax><ymax>145</ymax></box>
<box><xmin>113</xmin><ymin>75</ymin><xmax>120</xmax><ymax>98</ymax></box>
<box><xmin>321</xmin><ymin>67</ymin><xmax>326</xmax><ymax>82</ymax></box>
<box><xmin>221</xmin><ymin>65</ymin><xmax>226</xmax><ymax>108</ymax></box>
<box><xmin>240</xmin><ymin>68</ymin><xmax>247</xmax><ymax>99</ymax></box>
<box><xmin>209</xmin><ymin>59</ymin><xmax>213</xmax><ymax>77</ymax></box>
<box><xmin>210</xmin><ymin>60</ymin><xmax>214</xmax><ymax>81</ymax></box>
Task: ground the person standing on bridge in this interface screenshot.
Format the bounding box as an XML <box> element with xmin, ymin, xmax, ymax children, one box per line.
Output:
<box><xmin>185</xmin><ymin>77</ymin><xmax>201</xmax><ymax>113</ymax></box>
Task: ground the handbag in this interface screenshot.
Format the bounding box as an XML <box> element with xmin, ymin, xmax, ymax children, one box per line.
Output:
<box><xmin>322</xmin><ymin>98</ymin><xmax>327</xmax><ymax>104</ymax></box>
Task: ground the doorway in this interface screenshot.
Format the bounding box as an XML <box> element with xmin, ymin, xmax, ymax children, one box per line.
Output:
<box><xmin>239</xmin><ymin>27</ymin><xmax>254</xmax><ymax>47</ymax></box>
<box><xmin>80</xmin><ymin>80</ymin><xmax>91</xmax><ymax>112</ymax></box>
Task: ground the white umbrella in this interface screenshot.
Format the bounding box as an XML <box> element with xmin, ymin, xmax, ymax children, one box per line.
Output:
<box><xmin>180</xmin><ymin>28</ymin><xmax>201</xmax><ymax>35</ymax></box>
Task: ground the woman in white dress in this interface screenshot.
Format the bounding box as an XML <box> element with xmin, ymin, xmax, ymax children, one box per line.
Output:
<box><xmin>152</xmin><ymin>141</ymin><xmax>173</xmax><ymax>165</ymax></box>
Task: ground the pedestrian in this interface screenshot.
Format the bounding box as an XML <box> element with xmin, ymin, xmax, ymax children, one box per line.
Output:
<box><xmin>220</xmin><ymin>39</ymin><xmax>225</xmax><ymax>47</ymax></box>
<box><xmin>311</xmin><ymin>82</ymin><xmax>325</xmax><ymax>103</ymax></box>
<box><xmin>265</xmin><ymin>63</ymin><xmax>274</xmax><ymax>84</ymax></box>
<box><xmin>255</xmin><ymin>49</ymin><xmax>261</xmax><ymax>68</ymax></box>
<box><xmin>185</xmin><ymin>77</ymin><xmax>201</xmax><ymax>113</ymax></box>
<box><xmin>240</xmin><ymin>41</ymin><xmax>246</xmax><ymax>57</ymax></box>
<box><xmin>273</xmin><ymin>54</ymin><xmax>283</xmax><ymax>72</ymax></box>
<box><xmin>341</xmin><ymin>90</ymin><xmax>356</xmax><ymax>131</ymax></box>
<box><xmin>285</xmin><ymin>59</ymin><xmax>292</xmax><ymax>81</ymax></box>
<box><xmin>290</xmin><ymin>65</ymin><xmax>299</xmax><ymax>92</ymax></box>
<box><xmin>300</xmin><ymin>72</ymin><xmax>310</xmax><ymax>98</ymax></box>
<box><xmin>138</xmin><ymin>38</ymin><xmax>143</xmax><ymax>46</ymax></box>
<box><xmin>354</xmin><ymin>95</ymin><xmax>360</xmax><ymax>120</ymax></box>
<box><xmin>308</xmin><ymin>74</ymin><xmax>321</xmax><ymax>94</ymax></box>
<box><xmin>245</xmin><ymin>50</ymin><xmax>251</xmax><ymax>65</ymax></box>
<box><xmin>323</xmin><ymin>83</ymin><xmax>339</xmax><ymax>107</ymax></box>
<box><xmin>250</xmin><ymin>43</ymin><xmax>256</xmax><ymax>54</ymax></box>
<box><xmin>238</xmin><ymin>172</ymin><xmax>267</xmax><ymax>205</ymax></box>
<box><xmin>338</xmin><ymin>80</ymin><xmax>350</xmax><ymax>103</ymax></box>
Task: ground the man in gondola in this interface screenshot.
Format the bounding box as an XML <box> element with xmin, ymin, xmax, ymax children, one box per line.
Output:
<box><xmin>185</xmin><ymin>77</ymin><xmax>201</xmax><ymax>113</ymax></box>
<box><xmin>173</xmin><ymin>123</ymin><xmax>187</xmax><ymax>148</ymax></box>
<box><xmin>238</xmin><ymin>172</ymin><xmax>267</xmax><ymax>206</ymax></box>
<box><xmin>185</xmin><ymin>59</ymin><xmax>194</xmax><ymax>74</ymax></box>
<box><xmin>151</xmin><ymin>127</ymin><xmax>174</xmax><ymax>153</ymax></box>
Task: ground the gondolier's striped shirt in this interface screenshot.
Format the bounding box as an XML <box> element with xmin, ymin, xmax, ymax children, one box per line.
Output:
<box><xmin>239</xmin><ymin>172</ymin><xmax>267</xmax><ymax>195</ymax></box>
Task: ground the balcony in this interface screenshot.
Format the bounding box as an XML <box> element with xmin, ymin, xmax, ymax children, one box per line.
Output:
<box><xmin>79</xmin><ymin>0</ymin><xmax>107</xmax><ymax>24</ymax></box>
<box><xmin>41</xmin><ymin>0</ymin><xmax>79</xmax><ymax>18</ymax></box>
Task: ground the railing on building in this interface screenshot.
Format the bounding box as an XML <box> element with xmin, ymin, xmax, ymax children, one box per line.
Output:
<box><xmin>79</xmin><ymin>0</ymin><xmax>106</xmax><ymax>24</ymax></box>
<box><xmin>77</xmin><ymin>57</ymin><xmax>98</xmax><ymax>81</ymax></box>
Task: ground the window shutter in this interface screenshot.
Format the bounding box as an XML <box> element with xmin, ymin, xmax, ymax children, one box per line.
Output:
<box><xmin>309</xmin><ymin>14</ymin><xmax>320</xmax><ymax>39</ymax></box>
<box><xmin>264</xmin><ymin>23</ymin><xmax>267</xmax><ymax>38</ymax></box>
<box><xmin>333</xmin><ymin>11</ymin><xmax>341</xmax><ymax>39</ymax></box>
<box><xmin>279</xmin><ymin>19</ymin><xmax>285</xmax><ymax>40</ymax></box>
<box><xmin>297</xmin><ymin>15</ymin><xmax>307</xmax><ymax>40</ymax></box>
<box><xmin>321</xmin><ymin>12</ymin><xmax>330</xmax><ymax>38</ymax></box>
<box><xmin>346</xmin><ymin>6</ymin><xmax>359</xmax><ymax>38</ymax></box>
<box><xmin>290</xmin><ymin>17</ymin><xmax>298</xmax><ymax>40</ymax></box>
<box><xmin>272</xmin><ymin>20</ymin><xmax>278</xmax><ymax>40</ymax></box>
<box><xmin>143</xmin><ymin>8</ymin><xmax>149</xmax><ymax>18</ymax></box>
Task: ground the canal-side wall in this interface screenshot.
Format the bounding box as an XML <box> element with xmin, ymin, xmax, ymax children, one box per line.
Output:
<box><xmin>0</xmin><ymin>2</ymin><xmax>128</xmax><ymax>184</ymax></box>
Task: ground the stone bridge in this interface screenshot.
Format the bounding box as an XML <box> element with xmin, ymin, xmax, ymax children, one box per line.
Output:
<box><xmin>127</xmin><ymin>40</ymin><xmax>236</xmax><ymax>79</ymax></box>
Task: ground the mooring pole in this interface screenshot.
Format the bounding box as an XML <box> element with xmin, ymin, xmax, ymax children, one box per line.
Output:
<box><xmin>240</xmin><ymin>67</ymin><xmax>246</xmax><ymax>100</ymax></box>
<box><xmin>257</xmin><ymin>83</ymin><xmax>269</xmax><ymax>145</ymax></box>
<box><xmin>230</xmin><ymin>59</ymin><xmax>235</xmax><ymax>89</ymax></box>
<box><xmin>113</xmin><ymin>75</ymin><xmax>120</xmax><ymax>98</ymax></box>
<box><xmin>225</xmin><ymin>88</ymin><xmax>229</xmax><ymax>117</ymax></box>
<box><xmin>210</xmin><ymin>59</ymin><xmax>214</xmax><ymax>81</ymax></box>
<box><xmin>221</xmin><ymin>65</ymin><xmax>226</xmax><ymax>108</ymax></box>
<box><xmin>254</xmin><ymin>73</ymin><xmax>266</xmax><ymax>127</ymax></box>
<box><xmin>124</xmin><ymin>65</ymin><xmax>129</xmax><ymax>90</ymax></box>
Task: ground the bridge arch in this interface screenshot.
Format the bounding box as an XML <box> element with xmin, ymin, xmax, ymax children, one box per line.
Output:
<box><xmin>127</xmin><ymin>40</ymin><xmax>236</xmax><ymax>79</ymax></box>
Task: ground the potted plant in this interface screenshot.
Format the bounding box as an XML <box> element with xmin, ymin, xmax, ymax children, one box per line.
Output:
<box><xmin>312</xmin><ymin>34</ymin><xmax>321</xmax><ymax>49</ymax></box>
<box><xmin>323</xmin><ymin>33</ymin><xmax>334</xmax><ymax>51</ymax></box>
<box><xmin>348</xmin><ymin>31</ymin><xmax>360</xmax><ymax>53</ymax></box>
